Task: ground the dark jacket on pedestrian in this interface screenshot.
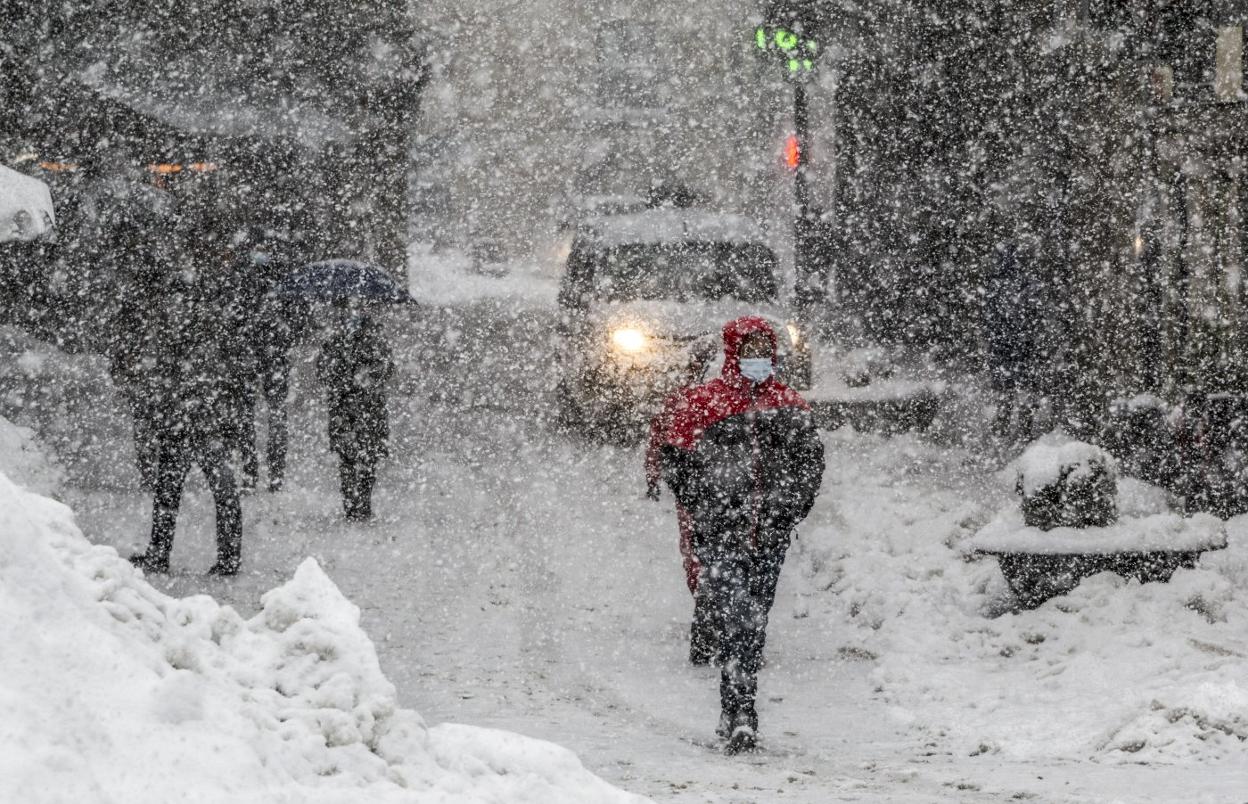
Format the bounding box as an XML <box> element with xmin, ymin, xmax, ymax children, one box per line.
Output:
<box><xmin>660</xmin><ymin>317</ymin><xmax>825</xmax><ymax>557</ymax></box>
<box><xmin>148</xmin><ymin>279</ymin><xmax>250</xmax><ymax>445</ymax></box>
<box><xmin>985</xmin><ymin>241</ymin><xmax>1050</xmax><ymax>393</ymax></box>
<box><xmin>315</xmin><ymin>314</ymin><xmax>395</xmax><ymax>457</ymax></box>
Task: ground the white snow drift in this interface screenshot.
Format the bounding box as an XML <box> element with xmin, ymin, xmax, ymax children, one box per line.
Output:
<box><xmin>0</xmin><ymin>424</ymin><xmax>645</xmax><ymax>804</ymax></box>
<box><xmin>793</xmin><ymin>428</ymin><xmax>1248</xmax><ymax>768</ymax></box>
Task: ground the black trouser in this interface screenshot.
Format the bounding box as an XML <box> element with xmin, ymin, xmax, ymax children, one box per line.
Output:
<box><xmin>337</xmin><ymin>444</ymin><xmax>379</xmax><ymax>519</ymax></box>
<box><xmin>698</xmin><ymin>543</ymin><xmax>787</xmax><ymax>721</ymax></box>
<box><xmin>233</xmin><ymin>389</ymin><xmax>261</xmax><ymax>489</ymax></box>
<box><xmin>235</xmin><ymin>365</ymin><xmax>289</xmax><ymax>490</ymax></box>
<box><xmin>146</xmin><ymin>432</ymin><xmax>242</xmax><ymax>568</ymax></box>
<box><xmin>127</xmin><ymin>395</ymin><xmax>160</xmax><ymax>490</ymax></box>
<box><xmin>262</xmin><ymin>366</ymin><xmax>289</xmax><ymax>489</ymax></box>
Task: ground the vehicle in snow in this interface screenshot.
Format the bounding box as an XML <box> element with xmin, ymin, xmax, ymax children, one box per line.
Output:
<box><xmin>555</xmin><ymin>207</ymin><xmax>810</xmax><ymax>442</ymax></box>
<box><xmin>556</xmin><ymin>193</ymin><xmax>648</xmax><ymax>233</ymax></box>
<box><xmin>966</xmin><ymin>436</ymin><xmax>1227</xmax><ymax>608</ymax></box>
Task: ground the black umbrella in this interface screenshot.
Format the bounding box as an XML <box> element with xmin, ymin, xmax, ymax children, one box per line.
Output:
<box><xmin>273</xmin><ymin>259</ymin><xmax>414</xmax><ymax>304</ymax></box>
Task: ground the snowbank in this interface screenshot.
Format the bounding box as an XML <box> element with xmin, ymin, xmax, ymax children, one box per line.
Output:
<box><xmin>793</xmin><ymin>428</ymin><xmax>1248</xmax><ymax>766</ymax></box>
<box><xmin>0</xmin><ymin>466</ymin><xmax>646</xmax><ymax>802</ymax></box>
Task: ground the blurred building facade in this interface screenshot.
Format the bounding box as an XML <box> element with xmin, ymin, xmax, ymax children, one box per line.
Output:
<box><xmin>412</xmin><ymin>1</ymin><xmax>825</xmax><ymax>260</ymax></box>
<box><xmin>824</xmin><ymin>1</ymin><xmax>1248</xmax><ymax>414</ymax></box>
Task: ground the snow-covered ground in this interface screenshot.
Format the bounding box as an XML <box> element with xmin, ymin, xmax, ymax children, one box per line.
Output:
<box><xmin>0</xmin><ymin>415</ymin><xmax>645</xmax><ymax>803</ymax></box>
<box><xmin>5</xmin><ymin>255</ymin><xmax>1248</xmax><ymax>800</ymax></box>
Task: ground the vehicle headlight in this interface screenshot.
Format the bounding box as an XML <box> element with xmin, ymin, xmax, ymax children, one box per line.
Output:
<box><xmin>786</xmin><ymin>323</ymin><xmax>802</xmax><ymax>348</ymax></box>
<box><xmin>610</xmin><ymin>327</ymin><xmax>648</xmax><ymax>354</ymax></box>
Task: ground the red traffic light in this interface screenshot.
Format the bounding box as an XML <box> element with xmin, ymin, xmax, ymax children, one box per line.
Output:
<box><xmin>783</xmin><ymin>134</ymin><xmax>801</xmax><ymax>170</ymax></box>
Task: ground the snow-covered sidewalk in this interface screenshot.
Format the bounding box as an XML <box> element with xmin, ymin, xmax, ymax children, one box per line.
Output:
<box><xmin>8</xmin><ymin>300</ymin><xmax>1248</xmax><ymax>801</ymax></box>
<box><xmin>0</xmin><ymin>416</ymin><xmax>645</xmax><ymax>803</ymax></box>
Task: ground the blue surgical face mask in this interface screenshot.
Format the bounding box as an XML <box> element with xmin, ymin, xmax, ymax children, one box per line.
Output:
<box><xmin>738</xmin><ymin>357</ymin><xmax>773</xmax><ymax>383</ymax></box>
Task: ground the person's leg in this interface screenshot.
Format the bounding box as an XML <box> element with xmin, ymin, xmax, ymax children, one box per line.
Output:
<box><xmin>747</xmin><ymin>543</ymin><xmax>790</xmax><ymax>668</ymax></box>
<box><xmin>235</xmin><ymin>387</ymin><xmax>260</xmax><ymax>491</ymax></box>
<box><xmin>690</xmin><ymin>574</ymin><xmax>718</xmax><ymax>666</ymax></box>
<box><xmin>200</xmin><ymin>437</ymin><xmax>243</xmax><ymax>573</ymax></box>
<box><xmin>338</xmin><ymin>448</ymin><xmax>360</xmax><ymax>518</ymax></box>
<box><xmin>131</xmin><ymin>399</ymin><xmax>160</xmax><ymax>491</ymax></box>
<box><xmin>355</xmin><ymin>449</ymin><xmax>378</xmax><ymax>520</ymax></box>
<box><xmin>135</xmin><ymin>438</ymin><xmax>191</xmax><ymax>570</ymax></box>
<box><xmin>701</xmin><ymin>552</ymin><xmax>755</xmax><ymax>744</ymax></box>
<box><xmin>263</xmin><ymin>367</ymin><xmax>289</xmax><ymax>491</ymax></box>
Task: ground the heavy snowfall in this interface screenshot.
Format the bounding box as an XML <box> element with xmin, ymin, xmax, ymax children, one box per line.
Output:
<box><xmin>6</xmin><ymin>2</ymin><xmax>1248</xmax><ymax>802</ymax></box>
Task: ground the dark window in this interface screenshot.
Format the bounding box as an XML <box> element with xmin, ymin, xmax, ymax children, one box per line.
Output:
<box><xmin>587</xmin><ymin>242</ymin><xmax>779</xmax><ymax>303</ymax></box>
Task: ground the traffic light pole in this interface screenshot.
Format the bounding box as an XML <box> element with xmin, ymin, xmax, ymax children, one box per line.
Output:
<box><xmin>792</xmin><ymin>80</ymin><xmax>816</xmax><ymax>317</ymax></box>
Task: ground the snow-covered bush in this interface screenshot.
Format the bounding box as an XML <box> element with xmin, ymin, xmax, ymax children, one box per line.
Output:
<box><xmin>1015</xmin><ymin>434</ymin><xmax>1117</xmax><ymax>529</ymax></box>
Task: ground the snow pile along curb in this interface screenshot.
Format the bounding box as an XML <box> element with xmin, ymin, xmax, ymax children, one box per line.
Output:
<box><xmin>794</xmin><ymin>429</ymin><xmax>1248</xmax><ymax>765</ymax></box>
<box><xmin>0</xmin><ymin>467</ymin><xmax>647</xmax><ymax>803</ymax></box>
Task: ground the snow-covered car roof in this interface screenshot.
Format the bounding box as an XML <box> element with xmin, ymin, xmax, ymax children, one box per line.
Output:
<box><xmin>577</xmin><ymin>208</ymin><xmax>769</xmax><ymax>250</ymax></box>
<box><xmin>0</xmin><ymin>165</ymin><xmax>56</xmax><ymax>243</ymax></box>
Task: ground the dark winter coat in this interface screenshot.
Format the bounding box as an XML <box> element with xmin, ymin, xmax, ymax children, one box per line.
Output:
<box><xmin>107</xmin><ymin>271</ymin><xmax>167</xmax><ymax>401</ymax></box>
<box><xmin>659</xmin><ymin>317</ymin><xmax>825</xmax><ymax>556</ymax></box>
<box><xmin>315</xmin><ymin>316</ymin><xmax>395</xmax><ymax>458</ymax></box>
<box><xmin>985</xmin><ymin>242</ymin><xmax>1049</xmax><ymax>392</ymax></box>
<box><xmin>147</xmin><ymin>280</ymin><xmax>252</xmax><ymax>446</ymax></box>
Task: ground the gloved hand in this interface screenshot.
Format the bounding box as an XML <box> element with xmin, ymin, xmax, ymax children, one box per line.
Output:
<box><xmin>645</xmin><ymin>482</ymin><xmax>661</xmax><ymax>501</ymax></box>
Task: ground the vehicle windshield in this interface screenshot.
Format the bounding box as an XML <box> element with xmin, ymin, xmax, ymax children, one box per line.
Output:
<box><xmin>590</xmin><ymin>242</ymin><xmax>778</xmax><ymax>303</ymax></box>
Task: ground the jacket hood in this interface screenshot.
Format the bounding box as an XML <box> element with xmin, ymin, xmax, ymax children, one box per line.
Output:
<box><xmin>721</xmin><ymin>315</ymin><xmax>778</xmax><ymax>383</ymax></box>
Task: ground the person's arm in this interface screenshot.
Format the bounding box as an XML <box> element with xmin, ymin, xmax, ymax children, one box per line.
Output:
<box><xmin>787</xmin><ymin>414</ymin><xmax>825</xmax><ymax>524</ymax></box>
<box><xmin>355</xmin><ymin>333</ymin><xmax>394</xmax><ymax>389</ymax></box>
<box><xmin>645</xmin><ymin>395</ymin><xmax>683</xmax><ymax>499</ymax></box>
<box><xmin>660</xmin><ymin>443</ymin><xmax>700</xmax><ymax>511</ymax></box>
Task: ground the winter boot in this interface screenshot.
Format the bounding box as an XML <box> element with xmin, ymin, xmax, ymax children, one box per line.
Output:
<box><xmin>724</xmin><ymin>706</ymin><xmax>759</xmax><ymax>755</ymax></box>
<box><xmin>129</xmin><ymin>551</ymin><xmax>169</xmax><ymax>574</ymax></box>
<box><xmin>207</xmin><ymin>560</ymin><xmax>239</xmax><ymax>577</ymax></box>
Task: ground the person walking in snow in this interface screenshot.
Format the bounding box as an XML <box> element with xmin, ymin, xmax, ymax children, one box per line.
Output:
<box><xmin>656</xmin><ymin>316</ymin><xmax>824</xmax><ymax>754</ymax></box>
<box><xmin>221</xmin><ymin>228</ymin><xmax>304</xmax><ymax>493</ymax></box>
<box><xmin>129</xmin><ymin>235</ymin><xmax>249</xmax><ymax>577</ymax></box>
<box><xmin>316</xmin><ymin>300</ymin><xmax>394</xmax><ymax>521</ymax></box>
<box><xmin>106</xmin><ymin>219</ymin><xmax>173</xmax><ymax>491</ymax></box>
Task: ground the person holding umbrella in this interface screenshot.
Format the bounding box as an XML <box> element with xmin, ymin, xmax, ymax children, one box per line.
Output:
<box><xmin>316</xmin><ymin>298</ymin><xmax>395</xmax><ymax>520</ymax></box>
<box><xmin>277</xmin><ymin>260</ymin><xmax>409</xmax><ymax>521</ymax></box>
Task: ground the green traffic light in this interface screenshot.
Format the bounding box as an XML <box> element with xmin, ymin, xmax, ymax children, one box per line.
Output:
<box><xmin>752</xmin><ymin>23</ymin><xmax>820</xmax><ymax>75</ymax></box>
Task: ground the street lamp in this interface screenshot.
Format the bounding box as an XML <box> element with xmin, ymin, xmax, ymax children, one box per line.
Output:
<box><xmin>753</xmin><ymin>1</ymin><xmax>829</xmax><ymax>317</ymax></box>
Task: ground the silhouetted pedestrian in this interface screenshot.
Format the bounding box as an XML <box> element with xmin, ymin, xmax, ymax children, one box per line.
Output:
<box><xmin>316</xmin><ymin>302</ymin><xmax>394</xmax><ymax>520</ymax></box>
